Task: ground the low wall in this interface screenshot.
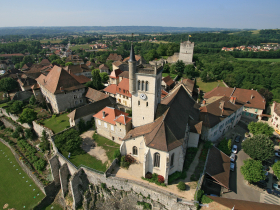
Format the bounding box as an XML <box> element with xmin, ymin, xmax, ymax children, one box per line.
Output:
<box><xmin>0</xmin><ymin>117</ymin><xmax>17</xmax><ymax>130</ymax></box>
<box><xmin>0</xmin><ymin>138</ymin><xmax>46</xmax><ymax>195</ymax></box>
<box><xmin>0</xmin><ymin>108</ymin><xmax>32</xmax><ymax>129</ymax></box>
<box><xmin>105</xmin><ymin>158</ymin><xmax>118</xmax><ymax>177</ymax></box>
<box><xmin>33</xmin><ymin>120</ymin><xmax>54</xmax><ymax>138</ymax></box>
<box><xmin>59</xmin><ymin>163</ymin><xmax>70</xmax><ymax>197</ymax></box>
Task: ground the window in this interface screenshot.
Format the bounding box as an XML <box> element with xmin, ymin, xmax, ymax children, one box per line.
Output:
<box><xmin>146</xmin><ymin>102</ymin><xmax>148</xmax><ymax>107</ymax></box>
<box><xmin>112</xmin><ymin>136</ymin><xmax>115</xmax><ymax>141</ymax></box>
<box><xmin>170</xmin><ymin>153</ymin><xmax>174</xmax><ymax>167</ymax></box>
<box><xmin>138</xmin><ymin>80</ymin><xmax>141</xmax><ymax>90</ymax></box>
<box><xmin>111</xmin><ymin>125</ymin><xmax>114</xmax><ymax>131</ymax></box>
<box><xmin>74</xmin><ymin>95</ymin><xmax>77</xmax><ymax>99</ymax></box>
<box><xmin>145</xmin><ymin>81</ymin><xmax>149</xmax><ymax>91</ymax></box>
<box><xmin>141</xmin><ymin>81</ymin><xmax>144</xmax><ymax>91</ymax></box>
<box><xmin>119</xmin><ymin>88</ymin><xmax>121</xmax><ymax>92</ymax></box>
<box><xmin>64</xmin><ymin>92</ymin><xmax>67</xmax><ymax>94</ymax></box>
<box><xmin>133</xmin><ymin>146</ymin><xmax>138</xmax><ymax>155</ymax></box>
<box><xmin>104</xmin><ymin>122</ymin><xmax>107</xmax><ymax>128</ymax></box>
<box><xmin>123</xmin><ymin>90</ymin><xmax>125</xmax><ymax>93</ymax></box>
<box><xmin>154</xmin><ymin>153</ymin><xmax>160</xmax><ymax>167</ymax></box>
<box><xmin>80</xmin><ymin>99</ymin><xmax>83</xmax><ymax>103</ymax></box>
<box><xmin>138</xmin><ymin>100</ymin><xmax>140</xmax><ymax>105</ymax></box>
<box><xmin>75</xmin><ymin>101</ymin><xmax>78</xmax><ymax>105</ymax></box>
<box><xmin>98</xmin><ymin>120</ymin><xmax>101</xmax><ymax>125</ymax></box>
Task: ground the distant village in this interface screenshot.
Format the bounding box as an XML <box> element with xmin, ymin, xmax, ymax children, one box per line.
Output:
<box><xmin>221</xmin><ymin>43</ymin><xmax>280</xmax><ymax>52</ymax></box>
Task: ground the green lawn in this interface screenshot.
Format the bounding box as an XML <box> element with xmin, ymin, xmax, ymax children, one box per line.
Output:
<box><xmin>196</xmin><ymin>77</ymin><xmax>226</xmax><ymax>93</ymax></box>
<box><xmin>236</xmin><ymin>58</ymin><xmax>280</xmax><ymax>62</ymax></box>
<box><xmin>41</xmin><ymin>113</ymin><xmax>70</xmax><ymax>134</ymax></box>
<box><xmin>40</xmin><ymin>39</ymin><xmax>62</xmax><ymax>44</ymax></box>
<box><xmin>61</xmin><ymin>134</ymin><xmax>119</xmax><ymax>172</ymax></box>
<box><xmin>0</xmin><ymin>102</ymin><xmax>8</xmax><ymax>108</ymax></box>
<box><xmin>70</xmin><ymin>44</ymin><xmax>92</xmax><ymax>51</ymax></box>
<box><xmin>44</xmin><ymin>203</ymin><xmax>63</xmax><ymax>210</ymax></box>
<box><xmin>162</xmin><ymin>73</ymin><xmax>177</xmax><ymax>79</ymax></box>
<box><xmin>0</xmin><ymin>142</ymin><xmax>45</xmax><ymax>210</ymax></box>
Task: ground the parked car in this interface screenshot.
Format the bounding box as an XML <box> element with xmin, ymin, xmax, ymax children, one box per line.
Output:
<box><xmin>232</xmin><ymin>145</ymin><xmax>238</xmax><ymax>154</ymax></box>
<box><xmin>267</xmin><ymin>188</ymin><xmax>280</xmax><ymax>197</ymax></box>
<box><xmin>273</xmin><ymin>183</ymin><xmax>280</xmax><ymax>191</ymax></box>
<box><xmin>230</xmin><ymin>162</ymin><xmax>235</xmax><ymax>171</ymax></box>
<box><xmin>230</xmin><ymin>153</ymin><xmax>236</xmax><ymax>162</ymax></box>
<box><xmin>275</xmin><ymin>152</ymin><xmax>280</xmax><ymax>158</ymax></box>
<box><xmin>235</xmin><ymin>135</ymin><xmax>241</xmax><ymax>143</ymax></box>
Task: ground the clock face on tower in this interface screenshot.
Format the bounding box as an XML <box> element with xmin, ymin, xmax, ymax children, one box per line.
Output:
<box><xmin>140</xmin><ymin>93</ymin><xmax>147</xmax><ymax>100</ymax></box>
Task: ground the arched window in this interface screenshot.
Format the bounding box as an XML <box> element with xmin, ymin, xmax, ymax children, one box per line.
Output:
<box><xmin>145</xmin><ymin>81</ymin><xmax>149</xmax><ymax>91</ymax></box>
<box><xmin>170</xmin><ymin>153</ymin><xmax>174</xmax><ymax>167</ymax></box>
<box><xmin>154</xmin><ymin>153</ymin><xmax>160</xmax><ymax>167</ymax></box>
<box><xmin>141</xmin><ymin>81</ymin><xmax>144</xmax><ymax>91</ymax></box>
<box><xmin>133</xmin><ymin>146</ymin><xmax>138</xmax><ymax>155</ymax></box>
<box><xmin>138</xmin><ymin>80</ymin><xmax>141</xmax><ymax>90</ymax></box>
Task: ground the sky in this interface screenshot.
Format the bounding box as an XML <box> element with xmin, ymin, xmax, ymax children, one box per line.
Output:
<box><xmin>1</xmin><ymin>0</ymin><xmax>279</xmax><ymax>29</ymax></box>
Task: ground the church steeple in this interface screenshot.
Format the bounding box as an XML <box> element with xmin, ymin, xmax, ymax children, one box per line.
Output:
<box><xmin>128</xmin><ymin>44</ymin><xmax>136</xmax><ymax>62</ymax></box>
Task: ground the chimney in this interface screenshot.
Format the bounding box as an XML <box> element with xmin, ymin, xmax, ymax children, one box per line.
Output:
<box><xmin>230</xmin><ymin>96</ymin><xmax>236</xmax><ymax>104</ymax></box>
<box><xmin>202</xmin><ymin>99</ymin><xmax>206</xmax><ymax>105</ymax></box>
<box><xmin>251</xmin><ymin>94</ymin><xmax>254</xmax><ymax>99</ymax></box>
<box><xmin>60</xmin><ymin>86</ymin><xmax>64</xmax><ymax>92</ymax></box>
<box><xmin>102</xmin><ymin>111</ymin><xmax>106</xmax><ymax>118</ymax></box>
<box><xmin>219</xmin><ymin>101</ymin><xmax>225</xmax><ymax>110</ymax></box>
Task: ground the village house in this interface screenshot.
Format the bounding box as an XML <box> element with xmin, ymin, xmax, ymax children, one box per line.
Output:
<box><xmin>65</xmin><ymin>55</ymin><xmax>84</xmax><ymax>65</ymax></box>
<box><xmin>161</xmin><ymin>75</ymin><xmax>175</xmax><ymax>91</ymax></box>
<box><xmin>119</xmin><ymin>44</ymin><xmax>202</xmax><ymax>184</ymax></box>
<box><xmin>36</xmin><ymin>65</ymin><xmax>86</xmax><ymax>113</ymax></box>
<box><xmin>85</xmin><ymin>87</ymin><xmax>109</xmax><ymax>103</ymax></box>
<box><xmin>199</xmin><ymin>96</ymin><xmax>245</xmax><ymax>142</ymax></box>
<box><xmin>17</xmin><ymin>74</ymin><xmax>37</xmax><ymax>91</ymax></box>
<box><xmin>123</xmin><ymin>54</ymin><xmax>145</xmax><ymax>65</ymax></box>
<box><xmin>31</xmin><ymin>83</ymin><xmax>44</xmax><ymax>101</ymax></box>
<box><xmin>112</xmin><ymin>61</ymin><xmax>128</xmax><ymax>72</ymax></box>
<box><xmin>94</xmin><ymin>107</ymin><xmax>132</xmax><ymax>144</ymax></box>
<box><xmin>271</xmin><ymin>101</ymin><xmax>280</xmax><ymax>131</ymax></box>
<box><xmin>99</xmin><ymin>64</ymin><xmax>110</xmax><ymax>74</ymax></box>
<box><xmin>107</xmin><ymin>53</ymin><xmax>123</xmax><ymax>62</ymax></box>
<box><xmin>64</xmin><ymin>64</ymin><xmax>92</xmax><ymax>78</ymax></box>
<box><xmin>109</xmin><ymin>69</ymin><xmax>123</xmax><ymax>85</ymax></box>
<box><xmin>204</xmin><ymin>86</ymin><xmax>266</xmax><ymax>120</ymax></box>
<box><xmin>85</xmin><ymin>61</ymin><xmax>96</xmax><ymax>69</ymax></box>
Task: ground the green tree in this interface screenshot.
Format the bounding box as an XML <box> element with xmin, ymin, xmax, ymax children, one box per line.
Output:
<box><xmin>8</xmin><ymin>100</ymin><xmax>24</xmax><ymax>113</ymax></box>
<box><xmin>175</xmin><ymin>60</ymin><xmax>185</xmax><ymax>73</ymax></box>
<box><xmin>34</xmin><ymin>159</ymin><xmax>46</xmax><ymax>171</ymax></box>
<box><xmin>184</xmin><ymin>64</ymin><xmax>195</xmax><ymax>77</ymax></box>
<box><xmin>91</xmin><ymin>69</ymin><xmax>103</xmax><ymax>90</ymax></box>
<box><xmin>65</xmin><ymin>62</ymin><xmax>73</xmax><ymax>66</ymax></box>
<box><xmin>163</xmin><ymin>64</ymin><xmax>170</xmax><ymax>73</ymax></box>
<box><xmin>100</xmin><ymin>72</ymin><xmax>109</xmax><ymax>83</ymax></box>
<box><xmin>217</xmin><ymin>138</ymin><xmax>231</xmax><ymax>155</ymax></box>
<box><xmin>248</xmin><ymin>122</ymin><xmax>274</xmax><ymax>137</ymax></box>
<box><xmin>242</xmin><ymin>134</ymin><xmax>274</xmax><ymax>161</ymax></box>
<box><xmin>241</xmin><ymin>159</ymin><xmax>265</xmax><ymax>183</ymax></box>
<box><xmin>0</xmin><ymin>77</ymin><xmax>18</xmax><ymax>92</ymax></box>
<box><xmin>18</xmin><ymin>108</ymin><xmax>37</xmax><ymax>124</ymax></box>
<box><xmin>29</xmin><ymin>95</ymin><xmax>36</xmax><ymax>105</ymax></box>
<box><xmin>272</xmin><ymin>161</ymin><xmax>280</xmax><ymax>180</ymax></box>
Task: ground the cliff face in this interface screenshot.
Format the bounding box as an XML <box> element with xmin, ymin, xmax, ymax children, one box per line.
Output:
<box><xmin>81</xmin><ymin>183</ymin><xmax>167</xmax><ymax>210</ymax></box>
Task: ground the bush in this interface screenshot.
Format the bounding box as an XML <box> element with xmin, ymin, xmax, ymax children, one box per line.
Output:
<box><xmin>33</xmin><ymin>159</ymin><xmax>46</xmax><ymax>171</ymax></box>
<box><xmin>145</xmin><ymin>172</ymin><xmax>153</xmax><ymax>179</ymax></box>
<box><xmin>101</xmin><ymin>183</ymin><xmax>107</xmax><ymax>189</ymax></box>
<box><xmin>52</xmin><ymin>114</ymin><xmax>56</xmax><ymax>119</ymax></box>
<box><xmin>196</xmin><ymin>189</ymin><xmax>204</xmax><ymax>201</ymax></box>
<box><xmin>113</xmin><ymin>150</ymin><xmax>121</xmax><ymax>161</ymax></box>
<box><xmin>125</xmin><ymin>154</ymin><xmax>135</xmax><ymax>164</ymax></box>
<box><xmin>137</xmin><ymin>201</ymin><xmax>151</xmax><ymax>210</ymax></box>
<box><xmin>168</xmin><ymin>171</ymin><xmax>186</xmax><ymax>184</ymax></box>
<box><xmin>158</xmin><ymin>175</ymin><xmax>164</xmax><ymax>183</ymax></box>
<box><xmin>12</xmin><ymin>131</ymin><xmax>19</xmax><ymax>138</ymax></box>
<box><xmin>201</xmin><ymin>195</ymin><xmax>213</xmax><ymax>204</ymax></box>
<box><xmin>29</xmin><ymin>95</ymin><xmax>36</xmax><ymax>105</ymax></box>
<box><xmin>16</xmin><ymin>126</ymin><xmax>23</xmax><ymax>133</ymax></box>
<box><xmin>24</xmin><ymin>128</ymin><xmax>33</xmax><ymax>139</ymax></box>
<box><xmin>177</xmin><ymin>181</ymin><xmax>186</xmax><ymax>191</ymax></box>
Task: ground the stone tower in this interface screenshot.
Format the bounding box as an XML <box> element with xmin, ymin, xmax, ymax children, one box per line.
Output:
<box><xmin>129</xmin><ymin>43</ymin><xmax>163</xmax><ymax>127</ymax></box>
<box><xmin>178</xmin><ymin>40</ymin><xmax>194</xmax><ymax>64</ymax></box>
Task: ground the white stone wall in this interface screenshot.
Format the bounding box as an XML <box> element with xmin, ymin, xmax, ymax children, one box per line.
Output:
<box><xmin>69</xmin><ymin>114</ymin><xmax>93</xmax><ymax>127</ymax></box>
<box><xmin>271</xmin><ymin>102</ymin><xmax>280</xmax><ymax>130</ymax></box>
<box><xmin>188</xmin><ymin>132</ymin><xmax>200</xmax><ymax>148</ymax></box>
<box><xmin>242</xmin><ymin>107</ymin><xmax>263</xmax><ymax>119</ymax></box>
<box><xmin>178</xmin><ymin>41</ymin><xmax>194</xmax><ymax>64</ymax></box>
<box><xmin>116</xmin><ymin>93</ymin><xmax>131</xmax><ymax>108</ymax></box>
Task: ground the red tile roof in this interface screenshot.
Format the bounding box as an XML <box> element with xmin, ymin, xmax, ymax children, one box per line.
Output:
<box><xmin>85</xmin><ymin>88</ymin><xmax>109</xmax><ymax>102</ymax></box>
<box><xmin>123</xmin><ymin>55</ymin><xmax>142</xmax><ymax>62</ymax></box>
<box><xmin>161</xmin><ymin>89</ymin><xmax>168</xmax><ymax>98</ymax></box>
<box><xmin>104</xmin><ymin>84</ymin><xmax>117</xmax><ymax>94</ymax></box>
<box><xmin>204</xmin><ymin>87</ymin><xmax>265</xmax><ymax>110</ymax></box>
<box><xmin>99</xmin><ymin>64</ymin><xmax>109</xmax><ymax>70</ymax></box>
<box><xmin>70</xmin><ymin>73</ymin><xmax>91</xmax><ymax>84</ymax></box>
<box><xmin>112</xmin><ymin>61</ymin><xmax>123</xmax><ymax>67</ymax></box>
<box><xmin>110</xmin><ymin>69</ymin><xmax>123</xmax><ymax>79</ymax></box>
<box><xmin>162</xmin><ymin>75</ymin><xmax>174</xmax><ymax>86</ymax></box>
<box><xmin>104</xmin><ymin>78</ymin><xmax>131</xmax><ymax>98</ymax></box>
<box><xmin>0</xmin><ymin>53</ymin><xmax>24</xmax><ymax>57</ymax></box>
<box><xmin>107</xmin><ymin>53</ymin><xmax>123</xmax><ymax>61</ymax></box>
<box><xmin>93</xmin><ymin>107</ymin><xmax>131</xmax><ymax>125</ymax></box>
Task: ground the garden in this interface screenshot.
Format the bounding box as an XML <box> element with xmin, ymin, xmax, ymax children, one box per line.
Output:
<box><xmin>39</xmin><ymin>112</ymin><xmax>70</xmax><ymax>134</ymax></box>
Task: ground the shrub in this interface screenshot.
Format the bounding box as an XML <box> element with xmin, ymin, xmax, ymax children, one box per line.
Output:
<box><xmin>113</xmin><ymin>150</ymin><xmax>121</xmax><ymax>161</ymax></box>
<box><xmin>12</xmin><ymin>131</ymin><xmax>19</xmax><ymax>138</ymax></box>
<box><xmin>145</xmin><ymin>172</ymin><xmax>153</xmax><ymax>179</ymax></box>
<box><xmin>177</xmin><ymin>181</ymin><xmax>186</xmax><ymax>190</ymax></box>
<box><xmin>125</xmin><ymin>154</ymin><xmax>135</xmax><ymax>164</ymax></box>
<box><xmin>52</xmin><ymin>114</ymin><xmax>56</xmax><ymax>119</ymax></box>
<box><xmin>101</xmin><ymin>183</ymin><xmax>107</xmax><ymax>189</ymax></box>
<box><xmin>137</xmin><ymin>201</ymin><xmax>151</xmax><ymax>210</ymax></box>
<box><xmin>201</xmin><ymin>195</ymin><xmax>213</xmax><ymax>204</ymax></box>
<box><xmin>168</xmin><ymin>171</ymin><xmax>186</xmax><ymax>184</ymax></box>
<box><xmin>16</xmin><ymin>126</ymin><xmax>23</xmax><ymax>133</ymax></box>
<box><xmin>196</xmin><ymin>189</ymin><xmax>204</xmax><ymax>201</ymax></box>
<box><xmin>33</xmin><ymin>159</ymin><xmax>46</xmax><ymax>171</ymax></box>
<box><xmin>158</xmin><ymin>175</ymin><xmax>164</xmax><ymax>183</ymax></box>
<box><xmin>24</xmin><ymin>128</ymin><xmax>33</xmax><ymax>139</ymax></box>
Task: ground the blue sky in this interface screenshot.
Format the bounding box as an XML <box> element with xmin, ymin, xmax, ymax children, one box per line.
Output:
<box><xmin>1</xmin><ymin>0</ymin><xmax>279</xmax><ymax>29</ymax></box>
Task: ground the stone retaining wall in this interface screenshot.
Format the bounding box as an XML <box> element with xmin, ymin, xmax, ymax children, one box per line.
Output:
<box><xmin>0</xmin><ymin>108</ymin><xmax>32</xmax><ymax>129</ymax></box>
<box><xmin>105</xmin><ymin>158</ymin><xmax>118</xmax><ymax>177</ymax></box>
<box><xmin>32</xmin><ymin>120</ymin><xmax>53</xmax><ymax>138</ymax></box>
<box><xmin>49</xmin><ymin>156</ymin><xmax>60</xmax><ymax>186</ymax></box>
<box><xmin>59</xmin><ymin>163</ymin><xmax>70</xmax><ymax>197</ymax></box>
<box><xmin>0</xmin><ymin>117</ymin><xmax>17</xmax><ymax>130</ymax></box>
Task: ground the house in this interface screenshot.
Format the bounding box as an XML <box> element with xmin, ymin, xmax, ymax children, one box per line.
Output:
<box><xmin>107</xmin><ymin>53</ymin><xmax>123</xmax><ymax>62</ymax></box>
<box><xmin>119</xmin><ymin>43</ymin><xmax>202</xmax><ymax>184</ymax></box>
<box><xmin>64</xmin><ymin>64</ymin><xmax>92</xmax><ymax>78</ymax></box>
<box><xmin>0</xmin><ymin>68</ymin><xmax>23</xmax><ymax>81</ymax></box>
<box><xmin>36</xmin><ymin>65</ymin><xmax>86</xmax><ymax>113</ymax></box>
<box><xmin>161</xmin><ymin>75</ymin><xmax>175</xmax><ymax>91</ymax></box>
<box><xmin>109</xmin><ymin>69</ymin><xmax>123</xmax><ymax>85</ymax></box>
<box><xmin>17</xmin><ymin>74</ymin><xmax>37</xmax><ymax>91</ymax></box>
<box><xmin>40</xmin><ymin>59</ymin><xmax>51</xmax><ymax>66</ymax></box>
<box><xmin>65</xmin><ymin>55</ymin><xmax>84</xmax><ymax>65</ymax></box>
<box><xmin>68</xmin><ymin>97</ymin><xmax>116</xmax><ymax>127</ymax></box>
<box><xmin>123</xmin><ymin>54</ymin><xmax>145</xmax><ymax>65</ymax></box>
<box><xmin>180</xmin><ymin>78</ymin><xmax>195</xmax><ymax>96</ymax></box>
<box><xmin>104</xmin><ymin>77</ymin><xmax>132</xmax><ymax>108</ymax></box>
<box><xmin>70</xmin><ymin>73</ymin><xmax>91</xmax><ymax>84</ymax></box>
<box><xmin>85</xmin><ymin>87</ymin><xmax>109</xmax><ymax>103</ymax></box>
<box><xmin>199</xmin><ymin>96</ymin><xmax>245</xmax><ymax>142</ymax></box>
<box><xmin>204</xmin><ymin>87</ymin><xmax>266</xmax><ymax>120</ymax></box>
<box><xmin>94</xmin><ymin>107</ymin><xmax>132</xmax><ymax>144</ymax></box>
<box><xmin>0</xmin><ymin>53</ymin><xmax>24</xmax><ymax>59</ymax></box>
<box><xmin>21</xmin><ymin>63</ymin><xmax>33</xmax><ymax>71</ymax></box>
<box><xmin>99</xmin><ymin>64</ymin><xmax>110</xmax><ymax>74</ymax></box>
<box><xmin>31</xmin><ymin>83</ymin><xmax>44</xmax><ymax>101</ymax></box>
<box><xmin>112</xmin><ymin>61</ymin><xmax>128</xmax><ymax>71</ymax></box>
<box><xmin>85</xmin><ymin>61</ymin><xmax>96</xmax><ymax>69</ymax></box>
<box><xmin>11</xmin><ymin>91</ymin><xmax>33</xmax><ymax>101</ymax></box>
<box><xmin>271</xmin><ymin>101</ymin><xmax>280</xmax><ymax>130</ymax></box>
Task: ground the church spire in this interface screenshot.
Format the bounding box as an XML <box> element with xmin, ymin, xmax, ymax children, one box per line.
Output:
<box><xmin>128</xmin><ymin>33</ymin><xmax>136</xmax><ymax>62</ymax></box>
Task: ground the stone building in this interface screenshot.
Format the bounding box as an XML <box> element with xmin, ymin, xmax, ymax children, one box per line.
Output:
<box><xmin>107</xmin><ymin>53</ymin><xmax>123</xmax><ymax>62</ymax></box>
<box><xmin>167</xmin><ymin>40</ymin><xmax>194</xmax><ymax>64</ymax></box>
<box><xmin>199</xmin><ymin>96</ymin><xmax>245</xmax><ymax>142</ymax></box>
<box><xmin>120</xmin><ymin>44</ymin><xmax>202</xmax><ymax>184</ymax></box>
<box><xmin>85</xmin><ymin>87</ymin><xmax>109</xmax><ymax>103</ymax></box>
<box><xmin>271</xmin><ymin>101</ymin><xmax>280</xmax><ymax>131</ymax></box>
<box><xmin>204</xmin><ymin>86</ymin><xmax>266</xmax><ymax>120</ymax></box>
<box><xmin>64</xmin><ymin>64</ymin><xmax>92</xmax><ymax>78</ymax></box>
<box><xmin>99</xmin><ymin>64</ymin><xmax>110</xmax><ymax>74</ymax></box>
<box><xmin>112</xmin><ymin>61</ymin><xmax>128</xmax><ymax>72</ymax></box>
<box><xmin>36</xmin><ymin>65</ymin><xmax>86</xmax><ymax>113</ymax></box>
<box><xmin>94</xmin><ymin>107</ymin><xmax>132</xmax><ymax>144</ymax></box>
<box><xmin>109</xmin><ymin>69</ymin><xmax>123</xmax><ymax>85</ymax></box>
<box><xmin>161</xmin><ymin>75</ymin><xmax>175</xmax><ymax>91</ymax></box>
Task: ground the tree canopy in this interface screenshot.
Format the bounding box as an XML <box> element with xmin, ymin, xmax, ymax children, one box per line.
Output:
<box><xmin>242</xmin><ymin>134</ymin><xmax>274</xmax><ymax>161</ymax></box>
<box><xmin>217</xmin><ymin>138</ymin><xmax>232</xmax><ymax>155</ymax></box>
<box><xmin>0</xmin><ymin>77</ymin><xmax>18</xmax><ymax>92</ymax></box>
<box><xmin>272</xmin><ymin>161</ymin><xmax>280</xmax><ymax>180</ymax></box>
<box><xmin>248</xmin><ymin>122</ymin><xmax>274</xmax><ymax>137</ymax></box>
<box><xmin>18</xmin><ymin>108</ymin><xmax>37</xmax><ymax>124</ymax></box>
<box><xmin>100</xmin><ymin>72</ymin><xmax>109</xmax><ymax>83</ymax></box>
<box><xmin>241</xmin><ymin>159</ymin><xmax>266</xmax><ymax>183</ymax></box>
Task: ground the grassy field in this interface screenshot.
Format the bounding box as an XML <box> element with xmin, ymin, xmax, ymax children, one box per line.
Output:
<box><xmin>0</xmin><ymin>142</ymin><xmax>45</xmax><ymax>210</ymax></box>
<box><xmin>40</xmin><ymin>39</ymin><xmax>62</xmax><ymax>44</ymax></box>
<box><xmin>62</xmin><ymin>134</ymin><xmax>119</xmax><ymax>172</ymax></box>
<box><xmin>162</xmin><ymin>73</ymin><xmax>177</xmax><ymax>79</ymax></box>
<box><xmin>236</xmin><ymin>58</ymin><xmax>280</xmax><ymax>62</ymax></box>
<box><xmin>44</xmin><ymin>203</ymin><xmax>63</xmax><ymax>210</ymax></box>
<box><xmin>70</xmin><ymin>44</ymin><xmax>92</xmax><ymax>51</ymax></box>
<box><xmin>196</xmin><ymin>78</ymin><xmax>225</xmax><ymax>93</ymax></box>
<box><xmin>42</xmin><ymin>113</ymin><xmax>70</xmax><ymax>134</ymax></box>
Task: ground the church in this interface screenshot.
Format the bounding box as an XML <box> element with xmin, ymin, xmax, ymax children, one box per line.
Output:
<box><xmin>120</xmin><ymin>43</ymin><xmax>202</xmax><ymax>184</ymax></box>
